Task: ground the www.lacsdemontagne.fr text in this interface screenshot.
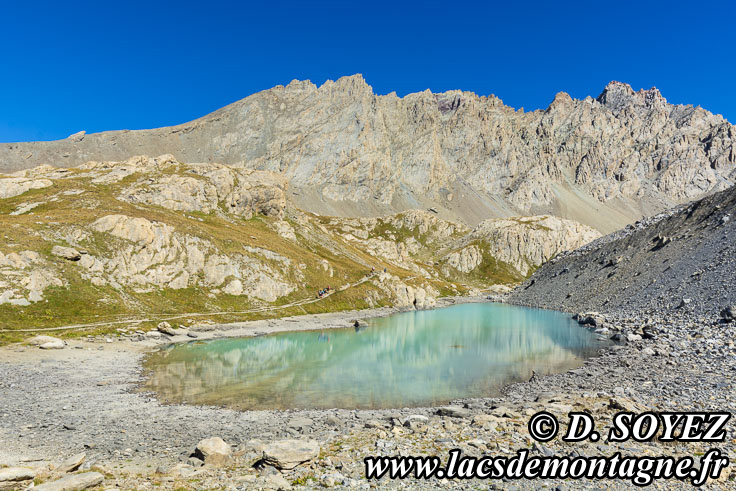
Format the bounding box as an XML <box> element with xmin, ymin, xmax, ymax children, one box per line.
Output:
<box><xmin>364</xmin><ymin>448</ymin><xmax>730</xmax><ymax>486</ymax></box>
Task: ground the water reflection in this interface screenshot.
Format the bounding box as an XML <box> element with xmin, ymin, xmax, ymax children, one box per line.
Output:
<box><xmin>144</xmin><ymin>303</ymin><xmax>607</xmax><ymax>410</ymax></box>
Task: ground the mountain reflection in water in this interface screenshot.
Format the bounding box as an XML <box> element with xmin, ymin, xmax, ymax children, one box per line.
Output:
<box><xmin>144</xmin><ymin>303</ymin><xmax>608</xmax><ymax>410</ymax></box>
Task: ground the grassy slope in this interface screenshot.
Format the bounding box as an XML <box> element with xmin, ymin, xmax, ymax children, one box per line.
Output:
<box><xmin>0</xmin><ymin>168</ymin><xmax>458</xmax><ymax>344</ymax></box>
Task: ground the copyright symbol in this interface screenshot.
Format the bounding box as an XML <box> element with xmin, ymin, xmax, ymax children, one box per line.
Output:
<box><xmin>528</xmin><ymin>411</ymin><xmax>559</xmax><ymax>442</ymax></box>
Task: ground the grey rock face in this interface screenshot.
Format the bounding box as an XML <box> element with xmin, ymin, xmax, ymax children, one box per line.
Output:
<box><xmin>2</xmin><ymin>76</ymin><xmax>733</xmax><ymax>232</ymax></box>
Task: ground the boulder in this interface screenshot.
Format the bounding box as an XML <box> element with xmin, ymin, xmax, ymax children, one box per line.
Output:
<box><xmin>720</xmin><ymin>306</ymin><xmax>734</xmax><ymax>323</ymax></box>
<box><xmin>194</xmin><ymin>437</ymin><xmax>231</xmax><ymax>466</ymax></box>
<box><xmin>157</xmin><ymin>321</ymin><xmax>176</xmax><ymax>336</ymax></box>
<box><xmin>58</xmin><ymin>452</ymin><xmax>86</xmax><ymax>473</ymax></box>
<box><xmin>437</xmin><ymin>406</ymin><xmax>472</xmax><ymax>418</ymax></box>
<box><xmin>28</xmin><ymin>335</ymin><xmax>64</xmax><ymax>346</ymax></box>
<box><xmin>40</xmin><ymin>339</ymin><xmax>66</xmax><ymax>350</ymax></box>
<box><xmin>577</xmin><ymin>312</ymin><xmax>604</xmax><ymax>327</ymax></box>
<box><xmin>51</xmin><ymin>246</ymin><xmax>81</xmax><ymax>261</ymax></box>
<box><xmin>262</xmin><ymin>439</ymin><xmax>320</xmax><ymax>470</ymax></box>
<box><xmin>34</xmin><ymin>472</ymin><xmax>103</xmax><ymax>491</ymax></box>
<box><xmin>0</xmin><ymin>467</ymin><xmax>35</xmax><ymax>489</ymax></box>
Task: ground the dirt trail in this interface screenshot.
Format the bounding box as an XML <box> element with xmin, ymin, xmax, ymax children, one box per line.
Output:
<box><xmin>0</xmin><ymin>274</ymin><xmax>378</xmax><ymax>333</ymax></box>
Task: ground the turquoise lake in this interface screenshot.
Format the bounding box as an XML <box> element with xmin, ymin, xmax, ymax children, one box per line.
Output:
<box><xmin>144</xmin><ymin>303</ymin><xmax>607</xmax><ymax>410</ymax></box>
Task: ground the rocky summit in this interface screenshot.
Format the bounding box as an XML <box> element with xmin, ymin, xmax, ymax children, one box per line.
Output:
<box><xmin>1</xmin><ymin>76</ymin><xmax>734</xmax><ymax>232</ymax></box>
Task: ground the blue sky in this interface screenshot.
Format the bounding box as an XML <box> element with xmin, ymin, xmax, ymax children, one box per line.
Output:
<box><xmin>2</xmin><ymin>0</ymin><xmax>734</xmax><ymax>142</ymax></box>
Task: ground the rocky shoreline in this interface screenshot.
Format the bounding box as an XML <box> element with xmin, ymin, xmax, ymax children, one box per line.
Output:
<box><xmin>1</xmin><ymin>297</ymin><xmax>734</xmax><ymax>490</ymax></box>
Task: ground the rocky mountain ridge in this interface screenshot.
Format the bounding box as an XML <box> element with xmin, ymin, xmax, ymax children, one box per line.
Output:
<box><xmin>2</xmin><ymin>76</ymin><xmax>733</xmax><ymax>232</ymax></box>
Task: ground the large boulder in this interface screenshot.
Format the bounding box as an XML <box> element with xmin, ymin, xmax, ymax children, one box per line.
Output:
<box><xmin>193</xmin><ymin>437</ymin><xmax>232</xmax><ymax>466</ymax></box>
<box><xmin>262</xmin><ymin>439</ymin><xmax>320</xmax><ymax>470</ymax></box>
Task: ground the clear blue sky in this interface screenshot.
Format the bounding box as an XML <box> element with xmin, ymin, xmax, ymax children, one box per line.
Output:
<box><xmin>2</xmin><ymin>0</ymin><xmax>734</xmax><ymax>142</ymax></box>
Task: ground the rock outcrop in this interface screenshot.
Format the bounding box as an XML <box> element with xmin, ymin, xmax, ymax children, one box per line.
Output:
<box><xmin>1</xmin><ymin>76</ymin><xmax>733</xmax><ymax>232</ymax></box>
<box><xmin>442</xmin><ymin>215</ymin><xmax>601</xmax><ymax>278</ymax></box>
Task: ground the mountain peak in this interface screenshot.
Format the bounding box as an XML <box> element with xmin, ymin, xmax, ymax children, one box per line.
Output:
<box><xmin>597</xmin><ymin>81</ymin><xmax>667</xmax><ymax>112</ymax></box>
<box><xmin>319</xmin><ymin>74</ymin><xmax>372</xmax><ymax>91</ymax></box>
<box><xmin>546</xmin><ymin>91</ymin><xmax>573</xmax><ymax>111</ymax></box>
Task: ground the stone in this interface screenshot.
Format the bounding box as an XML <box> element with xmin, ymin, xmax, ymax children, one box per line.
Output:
<box><xmin>404</xmin><ymin>414</ymin><xmax>429</xmax><ymax>425</ymax></box>
<box><xmin>40</xmin><ymin>339</ymin><xmax>66</xmax><ymax>349</ymax></box>
<box><xmin>51</xmin><ymin>246</ymin><xmax>81</xmax><ymax>261</ymax></box>
<box><xmin>262</xmin><ymin>439</ymin><xmax>320</xmax><ymax>470</ymax></box>
<box><xmin>28</xmin><ymin>335</ymin><xmax>64</xmax><ymax>346</ymax></box>
<box><xmin>608</xmin><ymin>396</ymin><xmax>647</xmax><ymax>413</ymax></box>
<box><xmin>0</xmin><ymin>467</ymin><xmax>35</xmax><ymax>486</ymax></box>
<box><xmin>651</xmin><ymin>235</ymin><xmax>672</xmax><ymax>250</ymax></box>
<box><xmin>364</xmin><ymin>420</ymin><xmax>385</xmax><ymax>429</ymax></box>
<box><xmin>34</xmin><ymin>472</ymin><xmax>104</xmax><ymax>491</ymax></box>
<box><xmin>677</xmin><ymin>298</ymin><xmax>691</xmax><ymax>309</ymax></box>
<box><xmin>437</xmin><ymin>406</ymin><xmax>472</xmax><ymax>418</ymax></box>
<box><xmin>260</xmin><ymin>473</ymin><xmax>291</xmax><ymax>489</ymax></box>
<box><xmin>720</xmin><ymin>306</ymin><xmax>734</xmax><ymax>323</ymax></box>
<box><xmin>168</xmin><ymin>463</ymin><xmax>196</xmax><ymax>478</ymax></box>
<box><xmin>489</xmin><ymin>406</ymin><xmax>521</xmax><ymax>418</ymax></box>
<box><xmin>194</xmin><ymin>437</ymin><xmax>231</xmax><ymax>466</ymax></box>
<box><xmin>157</xmin><ymin>321</ymin><xmax>176</xmax><ymax>336</ymax></box>
<box><xmin>58</xmin><ymin>452</ymin><xmax>86</xmax><ymax>473</ymax></box>
<box><xmin>472</xmin><ymin>414</ymin><xmax>502</xmax><ymax>427</ymax></box>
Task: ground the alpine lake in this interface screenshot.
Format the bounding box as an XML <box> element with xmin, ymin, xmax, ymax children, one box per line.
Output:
<box><xmin>143</xmin><ymin>303</ymin><xmax>608</xmax><ymax>410</ymax></box>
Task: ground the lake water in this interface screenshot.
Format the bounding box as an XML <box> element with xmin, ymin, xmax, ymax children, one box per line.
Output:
<box><xmin>143</xmin><ymin>303</ymin><xmax>607</xmax><ymax>410</ymax></box>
